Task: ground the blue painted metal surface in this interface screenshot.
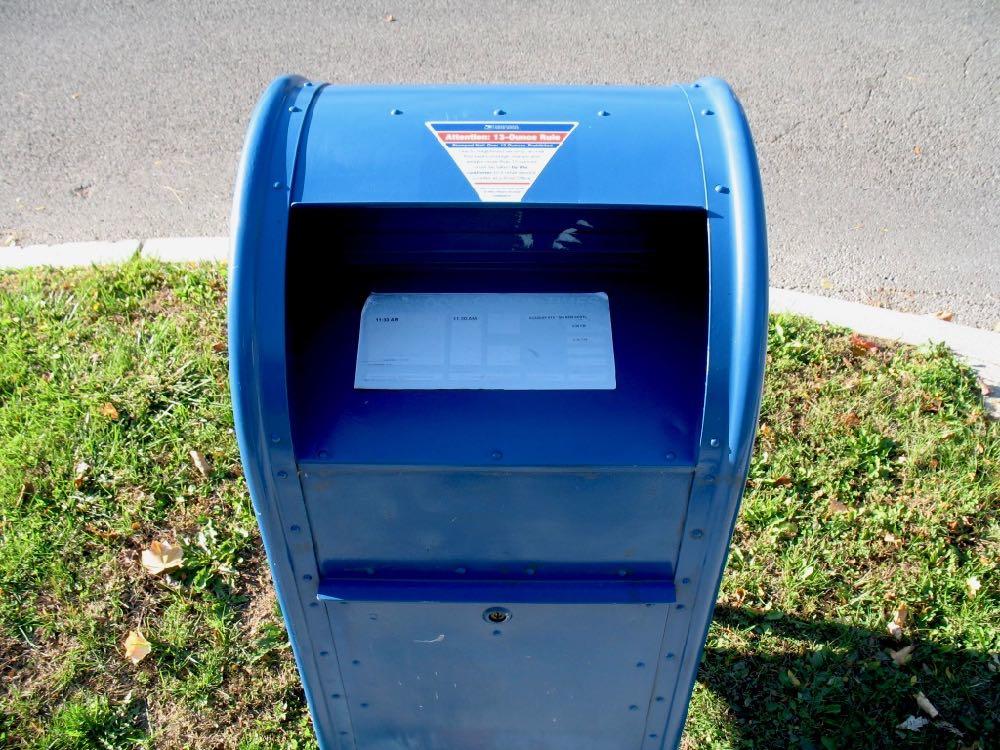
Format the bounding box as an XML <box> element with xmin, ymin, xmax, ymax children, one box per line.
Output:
<box><xmin>230</xmin><ymin>77</ymin><xmax>767</xmax><ymax>750</ymax></box>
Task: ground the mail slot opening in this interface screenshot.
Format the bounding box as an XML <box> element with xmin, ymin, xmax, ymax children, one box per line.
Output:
<box><xmin>285</xmin><ymin>203</ymin><xmax>708</xmax><ymax>466</ymax></box>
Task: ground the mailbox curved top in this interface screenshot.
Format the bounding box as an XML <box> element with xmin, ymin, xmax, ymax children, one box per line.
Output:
<box><xmin>293</xmin><ymin>84</ymin><xmax>705</xmax><ymax>206</ymax></box>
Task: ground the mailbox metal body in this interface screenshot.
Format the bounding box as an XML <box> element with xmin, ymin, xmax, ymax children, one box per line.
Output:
<box><xmin>230</xmin><ymin>78</ymin><xmax>767</xmax><ymax>750</ymax></box>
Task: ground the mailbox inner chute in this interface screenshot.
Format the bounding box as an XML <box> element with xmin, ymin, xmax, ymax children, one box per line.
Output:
<box><xmin>285</xmin><ymin>204</ymin><xmax>709</xmax><ymax>468</ymax></box>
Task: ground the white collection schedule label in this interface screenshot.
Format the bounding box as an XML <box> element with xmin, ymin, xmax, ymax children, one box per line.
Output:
<box><xmin>354</xmin><ymin>293</ymin><xmax>616</xmax><ymax>390</ymax></box>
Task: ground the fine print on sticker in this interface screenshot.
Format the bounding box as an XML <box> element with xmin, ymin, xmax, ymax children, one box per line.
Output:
<box><xmin>427</xmin><ymin>121</ymin><xmax>577</xmax><ymax>202</ymax></box>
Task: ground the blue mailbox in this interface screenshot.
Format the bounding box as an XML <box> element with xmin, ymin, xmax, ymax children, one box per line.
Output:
<box><xmin>230</xmin><ymin>77</ymin><xmax>767</xmax><ymax>750</ymax></box>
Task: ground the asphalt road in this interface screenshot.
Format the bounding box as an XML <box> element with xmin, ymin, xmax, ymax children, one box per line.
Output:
<box><xmin>1</xmin><ymin>1</ymin><xmax>998</xmax><ymax>327</ymax></box>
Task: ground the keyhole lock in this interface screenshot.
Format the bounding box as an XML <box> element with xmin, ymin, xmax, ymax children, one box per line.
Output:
<box><xmin>483</xmin><ymin>607</ymin><xmax>511</xmax><ymax>624</ymax></box>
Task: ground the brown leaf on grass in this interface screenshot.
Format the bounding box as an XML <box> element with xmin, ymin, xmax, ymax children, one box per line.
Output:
<box><xmin>889</xmin><ymin>644</ymin><xmax>915</xmax><ymax>666</ymax></box>
<box><xmin>141</xmin><ymin>540</ymin><xmax>184</xmax><ymax>575</ymax></box>
<box><xmin>966</xmin><ymin>576</ymin><xmax>981</xmax><ymax>599</ymax></box>
<box><xmin>839</xmin><ymin>411</ymin><xmax>861</xmax><ymax>428</ymax></box>
<box><xmin>920</xmin><ymin>396</ymin><xmax>943</xmax><ymax>414</ymax></box>
<box><xmin>887</xmin><ymin>603</ymin><xmax>909</xmax><ymax>640</ymax></box>
<box><xmin>914</xmin><ymin>691</ymin><xmax>939</xmax><ymax>718</ymax></box>
<box><xmin>828</xmin><ymin>499</ymin><xmax>850</xmax><ymax>515</ymax></box>
<box><xmin>772</xmin><ymin>475</ymin><xmax>793</xmax><ymax>486</ymax></box>
<box><xmin>849</xmin><ymin>332</ymin><xmax>880</xmax><ymax>355</ymax></box>
<box><xmin>123</xmin><ymin>629</ymin><xmax>151</xmax><ymax>665</ymax></box>
<box><xmin>190</xmin><ymin>450</ymin><xmax>211</xmax><ymax>479</ymax></box>
<box><xmin>933</xmin><ymin>310</ymin><xmax>954</xmax><ymax>322</ymax></box>
<box><xmin>211</xmin><ymin>341</ymin><xmax>227</xmax><ymax>353</ymax></box>
<box><xmin>85</xmin><ymin>522</ymin><xmax>120</xmax><ymax>540</ymax></box>
<box><xmin>73</xmin><ymin>461</ymin><xmax>91</xmax><ymax>488</ymax></box>
<box><xmin>98</xmin><ymin>402</ymin><xmax>119</xmax><ymax>420</ymax></box>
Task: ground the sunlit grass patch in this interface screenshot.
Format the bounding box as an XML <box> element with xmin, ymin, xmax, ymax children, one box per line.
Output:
<box><xmin>0</xmin><ymin>263</ymin><xmax>996</xmax><ymax>749</ymax></box>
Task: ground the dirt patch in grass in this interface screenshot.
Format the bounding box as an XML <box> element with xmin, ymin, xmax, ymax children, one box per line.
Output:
<box><xmin>1</xmin><ymin>262</ymin><xmax>997</xmax><ymax>749</ymax></box>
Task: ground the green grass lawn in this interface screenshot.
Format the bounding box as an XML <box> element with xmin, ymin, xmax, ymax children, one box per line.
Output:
<box><xmin>0</xmin><ymin>260</ymin><xmax>997</xmax><ymax>749</ymax></box>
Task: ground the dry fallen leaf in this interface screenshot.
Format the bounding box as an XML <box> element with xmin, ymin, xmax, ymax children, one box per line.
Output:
<box><xmin>99</xmin><ymin>402</ymin><xmax>119</xmax><ymax>420</ymax></box>
<box><xmin>966</xmin><ymin>576</ymin><xmax>981</xmax><ymax>599</ymax></box>
<box><xmin>73</xmin><ymin>461</ymin><xmax>91</xmax><ymax>488</ymax></box>
<box><xmin>828</xmin><ymin>499</ymin><xmax>850</xmax><ymax>514</ymax></box>
<box><xmin>773</xmin><ymin>475</ymin><xmax>793</xmax><ymax>487</ymax></box>
<box><xmin>897</xmin><ymin>715</ymin><xmax>928</xmax><ymax>732</ymax></box>
<box><xmin>884</xmin><ymin>532</ymin><xmax>902</xmax><ymax>545</ymax></box>
<box><xmin>914</xmin><ymin>691</ymin><xmax>939</xmax><ymax>718</ymax></box>
<box><xmin>85</xmin><ymin>522</ymin><xmax>120</xmax><ymax>540</ymax></box>
<box><xmin>212</xmin><ymin>341</ymin><xmax>227</xmax><ymax>353</ymax></box>
<box><xmin>889</xmin><ymin>644</ymin><xmax>915</xmax><ymax>666</ymax></box>
<box><xmin>887</xmin><ymin>603</ymin><xmax>908</xmax><ymax>640</ymax></box>
<box><xmin>839</xmin><ymin>411</ymin><xmax>861</xmax><ymax>428</ymax></box>
<box><xmin>933</xmin><ymin>310</ymin><xmax>954</xmax><ymax>322</ymax></box>
<box><xmin>849</xmin><ymin>332</ymin><xmax>880</xmax><ymax>355</ymax></box>
<box><xmin>190</xmin><ymin>450</ymin><xmax>211</xmax><ymax>479</ymax></box>
<box><xmin>123</xmin><ymin>629</ymin><xmax>151</xmax><ymax>665</ymax></box>
<box><xmin>920</xmin><ymin>396</ymin><xmax>943</xmax><ymax>414</ymax></box>
<box><xmin>141</xmin><ymin>540</ymin><xmax>184</xmax><ymax>575</ymax></box>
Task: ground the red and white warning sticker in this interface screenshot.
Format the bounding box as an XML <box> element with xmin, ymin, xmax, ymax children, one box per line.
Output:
<box><xmin>426</xmin><ymin>121</ymin><xmax>577</xmax><ymax>202</ymax></box>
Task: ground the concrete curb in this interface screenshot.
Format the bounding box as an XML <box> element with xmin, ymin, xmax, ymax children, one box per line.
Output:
<box><xmin>2</xmin><ymin>236</ymin><xmax>998</xmax><ymax>403</ymax></box>
<box><xmin>142</xmin><ymin>236</ymin><xmax>228</xmax><ymax>263</ymax></box>
<box><xmin>1</xmin><ymin>239</ymin><xmax>141</xmax><ymax>269</ymax></box>
<box><xmin>770</xmin><ymin>289</ymin><xmax>1000</xmax><ymax>388</ymax></box>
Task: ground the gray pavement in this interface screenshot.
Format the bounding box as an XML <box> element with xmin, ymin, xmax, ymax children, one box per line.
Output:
<box><xmin>1</xmin><ymin>1</ymin><xmax>998</xmax><ymax>328</ymax></box>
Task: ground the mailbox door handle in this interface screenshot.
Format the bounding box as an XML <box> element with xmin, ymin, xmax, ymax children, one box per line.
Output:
<box><xmin>316</xmin><ymin>577</ymin><xmax>675</xmax><ymax>605</ymax></box>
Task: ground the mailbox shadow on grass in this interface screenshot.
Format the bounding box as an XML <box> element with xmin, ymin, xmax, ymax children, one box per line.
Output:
<box><xmin>694</xmin><ymin>605</ymin><xmax>998</xmax><ymax>749</ymax></box>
